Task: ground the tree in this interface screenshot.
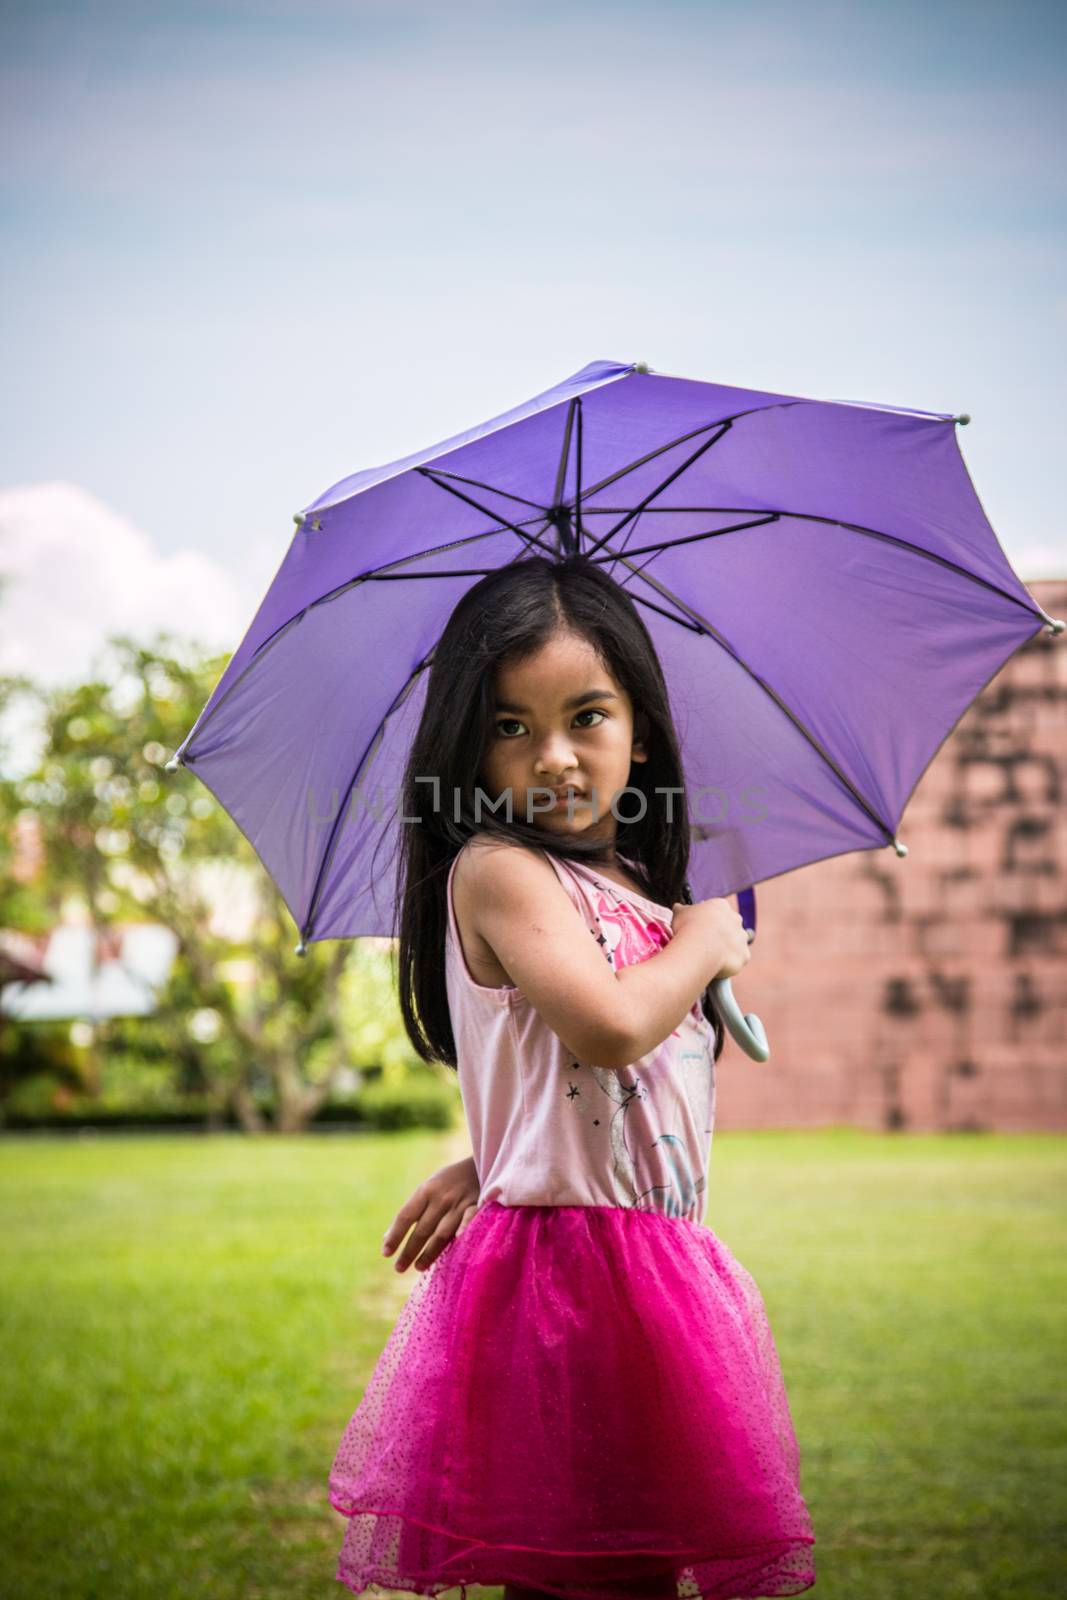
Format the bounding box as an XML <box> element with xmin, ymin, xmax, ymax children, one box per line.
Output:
<box><xmin>0</xmin><ymin>666</ymin><xmax>70</xmax><ymax>1115</ymax></box>
<box><xmin>16</xmin><ymin>633</ymin><xmax>381</xmax><ymax>1133</ymax></box>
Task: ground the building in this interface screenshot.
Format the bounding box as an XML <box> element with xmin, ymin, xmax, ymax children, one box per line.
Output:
<box><xmin>723</xmin><ymin>578</ymin><xmax>1066</xmax><ymax>1132</ymax></box>
<box><xmin>0</xmin><ymin>919</ymin><xmax>178</xmax><ymax>1024</ymax></box>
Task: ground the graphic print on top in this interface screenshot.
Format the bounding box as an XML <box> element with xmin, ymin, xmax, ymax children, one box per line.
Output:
<box><xmin>446</xmin><ymin>840</ymin><xmax>717</xmax><ymax>1223</ymax></box>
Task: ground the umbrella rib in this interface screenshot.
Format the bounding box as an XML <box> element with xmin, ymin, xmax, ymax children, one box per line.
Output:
<box><xmin>366</xmin><ymin>567</ymin><xmax>545</xmax><ymax>579</ymax></box>
<box><xmin>300</xmin><ymin>648</ymin><xmax>438</xmax><ymax>944</ymax></box>
<box><xmin>621</xmin><ymin>588</ymin><xmax>707</xmax><ymax>634</ymax></box>
<box><xmin>417</xmin><ymin>467</ymin><xmax>558</xmax><ymax>557</ymax></box>
<box><xmin>576</xmin><ymin>415</ymin><xmax>736</xmax><ymax>503</ymax></box>
<box><xmin>588</xmin><ymin>505</ymin><xmax>1045</xmax><ymax>623</ymax></box>
<box><xmin>175</xmin><ymin>519</ymin><xmax>548</xmax><ymax>761</ymax></box>
<box><xmin>772</xmin><ymin>510</ymin><xmax>1048</xmax><ymax>618</ymax></box>
<box><xmin>600</xmin><ymin>507</ymin><xmax>655</xmax><ymax>581</ymax></box>
<box><xmin>575</xmin><ymin>396</ymin><xmax>584</xmax><ymax>544</ymax></box>
<box><xmin>574</xmin><ymin>398</ymin><xmax>817</xmax><ymax>510</ymax></box>
<box><xmin>581</xmin><ymin>423</ymin><xmax>734</xmax><ymax>561</ymax></box>
<box><xmin>417</xmin><ymin>467</ymin><xmax>545</xmax><ymax>511</ymax></box>
<box><xmin>574</xmin><ymin>390</ymin><xmax>940</xmax><ymax>534</ymax></box>
<box><xmin>590</xmin><ymin>515</ymin><xmax>782</xmax><ymax>572</ymax></box>
<box><xmin>583</xmin><ymin>504</ymin><xmax>788</xmax><ymax>513</ymax></box>
<box><xmin>321</xmin><ymin>515</ymin><xmax>551</xmax><ymax>587</ymax></box>
<box><xmin>591</xmin><ymin>537</ymin><xmax>901</xmax><ymax>847</ymax></box>
<box><xmin>553</xmin><ymin>399</ymin><xmax>577</xmax><ymax>518</ymax></box>
<box><xmin>298</xmin><ymin>529</ymin><xmax>558</xmax><ymax>941</ymax></box>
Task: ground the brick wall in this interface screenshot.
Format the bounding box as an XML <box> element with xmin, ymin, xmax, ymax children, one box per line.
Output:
<box><xmin>720</xmin><ymin>579</ymin><xmax>1067</xmax><ymax>1132</ymax></box>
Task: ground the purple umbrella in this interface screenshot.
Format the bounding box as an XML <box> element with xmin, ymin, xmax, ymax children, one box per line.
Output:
<box><xmin>166</xmin><ymin>358</ymin><xmax>1064</xmax><ymax>1060</ymax></box>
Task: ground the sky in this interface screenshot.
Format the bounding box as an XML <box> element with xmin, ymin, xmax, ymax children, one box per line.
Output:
<box><xmin>1</xmin><ymin>0</ymin><xmax>1065</xmax><ymax>704</ymax></box>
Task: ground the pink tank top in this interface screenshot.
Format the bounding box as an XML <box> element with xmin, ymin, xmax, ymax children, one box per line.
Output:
<box><xmin>444</xmin><ymin>840</ymin><xmax>717</xmax><ymax>1224</ymax></box>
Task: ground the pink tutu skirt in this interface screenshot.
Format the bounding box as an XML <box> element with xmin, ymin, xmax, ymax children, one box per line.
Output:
<box><xmin>329</xmin><ymin>1201</ymin><xmax>816</xmax><ymax>1600</ymax></box>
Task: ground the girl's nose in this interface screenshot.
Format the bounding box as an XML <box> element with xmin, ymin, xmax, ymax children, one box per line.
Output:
<box><xmin>534</xmin><ymin>733</ymin><xmax>578</xmax><ymax>777</ymax></box>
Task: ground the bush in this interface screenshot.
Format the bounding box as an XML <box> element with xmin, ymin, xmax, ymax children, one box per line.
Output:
<box><xmin>347</xmin><ymin>1074</ymin><xmax>458</xmax><ymax>1131</ymax></box>
<box><xmin>0</xmin><ymin>1074</ymin><xmax>460</xmax><ymax>1133</ymax></box>
<box><xmin>0</xmin><ymin>1092</ymin><xmax>233</xmax><ymax>1131</ymax></box>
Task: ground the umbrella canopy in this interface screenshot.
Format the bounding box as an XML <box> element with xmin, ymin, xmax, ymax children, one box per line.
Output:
<box><xmin>167</xmin><ymin>358</ymin><xmax>1063</xmax><ymax>960</ymax></box>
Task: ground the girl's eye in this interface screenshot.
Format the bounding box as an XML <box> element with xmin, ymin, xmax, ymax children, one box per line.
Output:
<box><xmin>493</xmin><ymin>710</ymin><xmax>606</xmax><ymax>739</ymax></box>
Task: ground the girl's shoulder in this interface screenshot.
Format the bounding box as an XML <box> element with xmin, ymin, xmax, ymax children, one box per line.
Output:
<box><xmin>462</xmin><ymin>829</ymin><xmax>520</xmax><ymax>862</ymax></box>
<box><xmin>450</xmin><ymin>835</ymin><xmax>573</xmax><ymax>991</ymax></box>
<box><xmin>460</xmin><ymin>830</ymin><xmax>563</xmax><ymax>866</ymax></box>
<box><xmin>453</xmin><ymin>830</ymin><xmax>523</xmax><ymax>891</ymax></box>
<box><xmin>453</xmin><ymin>836</ymin><xmax>592</xmax><ymax>923</ymax></box>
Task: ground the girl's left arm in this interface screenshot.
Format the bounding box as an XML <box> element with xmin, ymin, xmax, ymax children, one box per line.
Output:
<box><xmin>381</xmin><ymin>1154</ymin><xmax>481</xmax><ymax>1273</ymax></box>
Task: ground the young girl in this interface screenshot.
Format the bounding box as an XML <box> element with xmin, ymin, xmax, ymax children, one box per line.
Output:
<box><xmin>328</xmin><ymin>554</ymin><xmax>817</xmax><ymax>1600</ymax></box>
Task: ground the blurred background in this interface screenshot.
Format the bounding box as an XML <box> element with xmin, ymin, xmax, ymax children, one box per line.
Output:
<box><xmin>1</xmin><ymin>2</ymin><xmax>1064</xmax><ymax>1598</ymax></box>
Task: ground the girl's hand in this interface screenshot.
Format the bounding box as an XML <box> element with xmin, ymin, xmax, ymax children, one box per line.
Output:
<box><xmin>672</xmin><ymin>896</ymin><xmax>752</xmax><ymax>981</ymax></box>
<box><xmin>380</xmin><ymin>1155</ymin><xmax>481</xmax><ymax>1274</ymax></box>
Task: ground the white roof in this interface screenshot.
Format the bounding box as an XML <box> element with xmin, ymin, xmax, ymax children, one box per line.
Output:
<box><xmin>0</xmin><ymin>922</ymin><xmax>179</xmax><ymax>1022</ymax></box>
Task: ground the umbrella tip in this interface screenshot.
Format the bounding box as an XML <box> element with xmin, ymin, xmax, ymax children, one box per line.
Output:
<box><xmin>164</xmin><ymin>753</ymin><xmax>182</xmax><ymax>773</ymax></box>
<box><xmin>295</xmin><ymin>938</ymin><xmax>308</xmax><ymax>957</ymax></box>
<box><xmin>293</xmin><ymin>511</ymin><xmax>306</xmax><ymax>525</ymax></box>
<box><xmin>1034</xmin><ymin>603</ymin><xmax>1065</xmax><ymax>634</ymax></box>
<box><xmin>953</xmin><ymin>413</ymin><xmax>971</xmax><ymax>425</ymax></box>
<box><xmin>891</xmin><ymin>836</ymin><xmax>909</xmax><ymax>858</ymax></box>
<box><xmin>633</xmin><ymin>361</ymin><xmax>650</xmax><ymax>374</ymax></box>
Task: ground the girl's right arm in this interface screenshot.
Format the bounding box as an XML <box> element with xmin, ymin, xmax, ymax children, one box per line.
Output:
<box><xmin>465</xmin><ymin>841</ymin><xmax>743</xmax><ymax>1071</ymax></box>
<box><xmin>617</xmin><ymin>896</ymin><xmax>751</xmax><ymax>1056</ymax></box>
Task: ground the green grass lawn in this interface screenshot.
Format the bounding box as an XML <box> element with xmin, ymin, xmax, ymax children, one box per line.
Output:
<box><xmin>0</xmin><ymin>1127</ymin><xmax>1063</xmax><ymax>1600</ymax></box>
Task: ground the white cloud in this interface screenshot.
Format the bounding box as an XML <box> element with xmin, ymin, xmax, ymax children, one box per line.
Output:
<box><xmin>0</xmin><ymin>481</ymin><xmax>249</xmax><ymax>687</ymax></box>
<box><xmin>1015</xmin><ymin>543</ymin><xmax>1067</xmax><ymax>582</ymax></box>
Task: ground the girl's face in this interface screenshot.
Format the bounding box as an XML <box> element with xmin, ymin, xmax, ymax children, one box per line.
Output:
<box><xmin>480</xmin><ymin>628</ymin><xmax>648</xmax><ymax>849</ymax></box>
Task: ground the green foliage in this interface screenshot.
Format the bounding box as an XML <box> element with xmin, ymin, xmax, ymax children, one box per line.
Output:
<box><xmin>0</xmin><ymin>1022</ymin><xmax>84</xmax><ymax>1107</ymax></box>
<box><xmin>2</xmin><ymin>1078</ymin><xmax>458</xmax><ymax>1133</ymax></box>
<box><xmin>348</xmin><ymin>1071</ymin><xmax>458</xmax><ymax>1131</ymax></box>
<box><xmin>1</xmin><ymin>634</ymin><xmax>433</xmax><ymax>1132</ymax></box>
<box><xmin>0</xmin><ymin>672</ymin><xmax>43</xmax><ymax>932</ymax></box>
<box><xmin>335</xmin><ymin>939</ymin><xmax>426</xmax><ymax>1085</ymax></box>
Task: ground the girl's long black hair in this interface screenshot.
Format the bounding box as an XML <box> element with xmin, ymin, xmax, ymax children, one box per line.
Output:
<box><xmin>393</xmin><ymin>553</ymin><xmax>726</xmax><ymax>1069</ymax></box>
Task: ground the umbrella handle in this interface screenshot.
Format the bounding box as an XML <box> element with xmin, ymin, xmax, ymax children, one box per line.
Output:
<box><xmin>710</xmin><ymin>973</ymin><xmax>771</xmax><ymax>1063</ymax></box>
<box><xmin>681</xmin><ymin>878</ymin><xmax>770</xmax><ymax>1062</ymax></box>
